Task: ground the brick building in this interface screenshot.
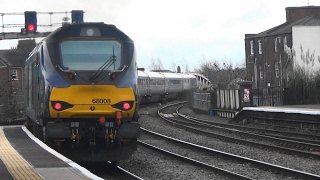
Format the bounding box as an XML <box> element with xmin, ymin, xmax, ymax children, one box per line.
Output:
<box><xmin>245</xmin><ymin>6</ymin><xmax>320</xmax><ymax>90</ymax></box>
<box><xmin>0</xmin><ymin>40</ymin><xmax>36</xmax><ymax>111</ymax></box>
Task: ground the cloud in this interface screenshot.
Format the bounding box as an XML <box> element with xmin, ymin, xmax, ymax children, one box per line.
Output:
<box><xmin>0</xmin><ymin>0</ymin><xmax>319</xmax><ymax>71</ymax></box>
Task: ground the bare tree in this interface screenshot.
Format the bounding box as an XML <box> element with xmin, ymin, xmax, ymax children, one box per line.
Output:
<box><xmin>149</xmin><ymin>56</ymin><xmax>157</xmax><ymax>70</ymax></box>
<box><xmin>195</xmin><ymin>59</ymin><xmax>246</xmax><ymax>89</ymax></box>
<box><xmin>156</xmin><ymin>57</ymin><xmax>164</xmax><ymax>70</ymax></box>
<box><xmin>149</xmin><ymin>56</ymin><xmax>164</xmax><ymax>70</ymax></box>
<box><xmin>183</xmin><ymin>58</ymin><xmax>189</xmax><ymax>73</ymax></box>
<box><xmin>171</xmin><ymin>58</ymin><xmax>176</xmax><ymax>72</ymax></box>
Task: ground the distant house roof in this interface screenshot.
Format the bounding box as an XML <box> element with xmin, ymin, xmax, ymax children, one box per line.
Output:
<box><xmin>247</xmin><ymin>16</ymin><xmax>320</xmax><ymax>39</ymax></box>
<box><xmin>0</xmin><ymin>58</ymin><xmax>7</xmax><ymax>67</ymax></box>
<box><xmin>0</xmin><ymin>48</ymin><xmax>28</xmax><ymax>67</ymax></box>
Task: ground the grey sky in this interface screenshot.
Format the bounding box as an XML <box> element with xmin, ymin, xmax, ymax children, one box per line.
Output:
<box><xmin>0</xmin><ymin>0</ymin><xmax>318</xmax><ymax>71</ymax></box>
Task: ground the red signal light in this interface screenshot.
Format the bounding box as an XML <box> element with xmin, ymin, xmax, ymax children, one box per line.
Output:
<box><xmin>123</xmin><ymin>102</ymin><xmax>130</xmax><ymax>110</ymax></box>
<box><xmin>27</xmin><ymin>24</ymin><xmax>35</xmax><ymax>32</ymax></box>
<box><xmin>54</xmin><ymin>102</ymin><xmax>62</xmax><ymax>110</ymax></box>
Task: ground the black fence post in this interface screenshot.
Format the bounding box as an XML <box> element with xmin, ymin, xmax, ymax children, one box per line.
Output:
<box><xmin>257</xmin><ymin>80</ymin><xmax>260</xmax><ymax>106</ymax></box>
<box><xmin>283</xmin><ymin>79</ymin><xmax>286</xmax><ymax>105</ymax></box>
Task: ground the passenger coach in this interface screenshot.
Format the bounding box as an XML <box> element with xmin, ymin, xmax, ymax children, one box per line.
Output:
<box><xmin>137</xmin><ymin>70</ymin><xmax>197</xmax><ymax>104</ymax></box>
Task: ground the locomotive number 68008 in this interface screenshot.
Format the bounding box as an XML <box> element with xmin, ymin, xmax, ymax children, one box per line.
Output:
<box><xmin>92</xmin><ymin>98</ymin><xmax>111</xmax><ymax>104</ymax></box>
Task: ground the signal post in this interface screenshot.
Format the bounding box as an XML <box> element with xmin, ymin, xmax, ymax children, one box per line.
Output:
<box><xmin>0</xmin><ymin>10</ymin><xmax>84</xmax><ymax>40</ymax></box>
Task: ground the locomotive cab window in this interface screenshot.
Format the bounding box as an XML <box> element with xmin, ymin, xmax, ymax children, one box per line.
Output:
<box><xmin>60</xmin><ymin>41</ymin><xmax>121</xmax><ymax>71</ymax></box>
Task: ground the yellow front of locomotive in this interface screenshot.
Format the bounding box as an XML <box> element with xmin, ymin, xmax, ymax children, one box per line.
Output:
<box><xmin>49</xmin><ymin>85</ymin><xmax>136</xmax><ymax>119</ymax></box>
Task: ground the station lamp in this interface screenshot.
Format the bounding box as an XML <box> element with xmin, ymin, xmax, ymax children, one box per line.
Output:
<box><xmin>24</xmin><ymin>11</ymin><xmax>37</xmax><ymax>33</ymax></box>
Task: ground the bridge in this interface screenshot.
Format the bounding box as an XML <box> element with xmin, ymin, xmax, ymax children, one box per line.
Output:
<box><xmin>190</xmin><ymin>72</ymin><xmax>211</xmax><ymax>89</ymax></box>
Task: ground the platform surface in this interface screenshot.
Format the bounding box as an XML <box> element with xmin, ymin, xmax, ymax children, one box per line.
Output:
<box><xmin>243</xmin><ymin>104</ymin><xmax>320</xmax><ymax>115</ymax></box>
<box><xmin>0</xmin><ymin>125</ymin><xmax>103</xmax><ymax>180</ymax></box>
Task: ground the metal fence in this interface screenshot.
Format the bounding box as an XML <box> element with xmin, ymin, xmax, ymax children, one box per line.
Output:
<box><xmin>191</xmin><ymin>79</ymin><xmax>320</xmax><ymax>118</ymax></box>
<box><xmin>284</xmin><ymin>80</ymin><xmax>320</xmax><ymax>105</ymax></box>
<box><xmin>193</xmin><ymin>92</ymin><xmax>211</xmax><ymax>112</ymax></box>
<box><xmin>252</xmin><ymin>85</ymin><xmax>284</xmax><ymax>106</ymax></box>
<box><xmin>253</xmin><ymin>80</ymin><xmax>320</xmax><ymax>106</ymax></box>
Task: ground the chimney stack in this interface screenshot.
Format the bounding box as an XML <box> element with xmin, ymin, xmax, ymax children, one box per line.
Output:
<box><xmin>286</xmin><ymin>6</ymin><xmax>320</xmax><ymax>23</ymax></box>
<box><xmin>177</xmin><ymin>66</ymin><xmax>181</xmax><ymax>73</ymax></box>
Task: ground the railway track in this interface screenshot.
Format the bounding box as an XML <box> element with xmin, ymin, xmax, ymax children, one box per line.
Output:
<box><xmin>179</xmin><ymin>111</ymin><xmax>320</xmax><ymax>153</ymax></box>
<box><xmin>111</xmin><ymin>101</ymin><xmax>320</xmax><ymax>178</ymax></box>
<box><xmin>147</xmin><ymin>101</ymin><xmax>320</xmax><ymax>178</ymax></box>
<box><xmin>179</xmin><ymin>108</ymin><xmax>320</xmax><ymax>143</ymax></box>
<box><xmin>176</xmin><ymin>115</ymin><xmax>320</xmax><ymax>153</ymax></box>
<box><xmin>139</xmin><ymin>128</ymin><xmax>320</xmax><ymax>179</ymax></box>
<box><xmin>139</xmin><ymin>130</ymin><xmax>252</xmax><ymax>180</ymax></box>
<box><xmin>161</xmin><ymin>103</ymin><xmax>320</xmax><ymax>159</ymax></box>
<box><xmin>245</xmin><ymin>114</ymin><xmax>320</xmax><ymax>132</ymax></box>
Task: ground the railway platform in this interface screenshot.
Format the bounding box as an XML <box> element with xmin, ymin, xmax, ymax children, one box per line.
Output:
<box><xmin>243</xmin><ymin>104</ymin><xmax>320</xmax><ymax>115</ymax></box>
<box><xmin>233</xmin><ymin>104</ymin><xmax>320</xmax><ymax>124</ymax></box>
<box><xmin>0</xmin><ymin>125</ymin><xmax>102</xmax><ymax>180</ymax></box>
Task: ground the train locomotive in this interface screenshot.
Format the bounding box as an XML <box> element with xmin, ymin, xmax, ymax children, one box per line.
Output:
<box><xmin>24</xmin><ymin>22</ymin><xmax>140</xmax><ymax>162</ymax></box>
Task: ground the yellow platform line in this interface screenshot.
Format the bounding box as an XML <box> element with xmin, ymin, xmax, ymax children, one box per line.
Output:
<box><xmin>0</xmin><ymin>127</ymin><xmax>43</xmax><ymax>180</ymax></box>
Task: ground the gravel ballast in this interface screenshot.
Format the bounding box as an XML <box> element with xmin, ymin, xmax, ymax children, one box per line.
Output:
<box><xmin>118</xmin><ymin>102</ymin><xmax>320</xmax><ymax>179</ymax></box>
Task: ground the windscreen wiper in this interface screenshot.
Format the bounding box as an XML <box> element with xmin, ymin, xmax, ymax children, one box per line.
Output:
<box><xmin>90</xmin><ymin>47</ymin><xmax>116</xmax><ymax>80</ymax></box>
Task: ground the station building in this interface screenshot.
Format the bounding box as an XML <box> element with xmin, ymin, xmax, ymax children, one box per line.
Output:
<box><xmin>245</xmin><ymin>6</ymin><xmax>320</xmax><ymax>89</ymax></box>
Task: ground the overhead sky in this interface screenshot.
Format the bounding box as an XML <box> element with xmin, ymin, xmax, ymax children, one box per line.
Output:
<box><xmin>0</xmin><ymin>0</ymin><xmax>319</xmax><ymax>72</ymax></box>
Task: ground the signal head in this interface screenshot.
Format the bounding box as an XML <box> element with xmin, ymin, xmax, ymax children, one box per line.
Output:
<box><xmin>24</xmin><ymin>11</ymin><xmax>37</xmax><ymax>33</ymax></box>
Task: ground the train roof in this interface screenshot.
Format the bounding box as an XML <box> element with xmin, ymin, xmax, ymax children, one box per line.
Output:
<box><xmin>177</xmin><ymin>73</ymin><xmax>196</xmax><ymax>78</ymax></box>
<box><xmin>45</xmin><ymin>22</ymin><xmax>133</xmax><ymax>43</ymax></box>
<box><xmin>145</xmin><ymin>71</ymin><xmax>165</xmax><ymax>78</ymax></box>
<box><xmin>138</xmin><ymin>70</ymin><xmax>148</xmax><ymax>78</ymax></box>
<box><xmin>138</xmin><ymin>71</ymin><xmax>165</xmax><ymax>78</ymax></box>
<box><xmin>138</xmin><ymin>70</ymin><xmax>197</xmax><ymax>79</ymax></box>
<box><xmin>160</xmin><ymin>72</ymin><xmax>183</xmax><ymax>79</ymax></box>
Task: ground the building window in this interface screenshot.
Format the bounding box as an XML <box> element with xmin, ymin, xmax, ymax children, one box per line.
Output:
<box><xmin>250</xmin><ymin>40</ymin><xmax>254</xmax><ymax>55</ymax></box>
<box><xmin>275</xmin><ymin>62</ymin><xmax>279</xmax><ymax>78</ymax></box>
<box><xmin>11</xmin><ymin>69</ymin><xmax>18</xmax><ymax>80</ymax></box>
<box><xmin>274</xmin><ymin>38</ymin><xmax>278</xmax><ymax>52</ymax></box>
<box><xmin>259</xmin><ymin>64</ymin><xmax>263</xmax><ymax>79</ymax></box>
<box><xmin>283</xmin><ymin>36</ymin><xmax>287</xmax><ymax>49</ymax></box>
<box><xmin>258</xmin><ymin>40</ymin><xmax>262</xmax><ymax>54</ymax></box>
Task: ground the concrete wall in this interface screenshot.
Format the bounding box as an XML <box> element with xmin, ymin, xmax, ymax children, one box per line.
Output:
<box><xmin>292</xmin><ymin>26</ymin><xmax>320</xmax><ymax>74</ymax></box>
